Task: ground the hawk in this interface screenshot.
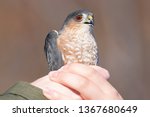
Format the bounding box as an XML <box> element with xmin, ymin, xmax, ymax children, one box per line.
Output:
<box><xmin>44</xmin><ymin>9</ymin><xmax>99</xmax><ymax>71</ymax></box>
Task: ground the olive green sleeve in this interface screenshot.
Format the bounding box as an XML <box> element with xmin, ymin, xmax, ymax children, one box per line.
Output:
<box><xmin>0</xmin><ymin>81</ymin><xmax>47</xmax><ymax>100</ymax></box>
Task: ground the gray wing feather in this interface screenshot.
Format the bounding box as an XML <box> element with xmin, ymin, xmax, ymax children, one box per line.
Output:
<box><xmin>44</xmin><ymin>30</ymin><xmax>64</xmax><ymax>71</ymax></box>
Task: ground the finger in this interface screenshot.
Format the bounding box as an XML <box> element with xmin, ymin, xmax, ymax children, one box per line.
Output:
<box><xmin>61</xmin><ymin>63</ymin><xmax>101</xmax><ymax>84</ymax></box>
<box><xmin>90</xmin><ymin>65</ymin><xmax>110</xmax><ymax>79</ymax></box>
<box><xmin>50</xmin><ymin>71</ymin><xmax>104</xmax><ymax>99</ymax></box>
<box><xmin>60</xmin><ymin>63</ymin><xmax>109</xmax><ymax>86</ymax></box>
<box><xmin>46</xmin><ymin>76</ymin><xmax>82</xmax><ymax>99</ymax></box>
<box><xmin>50</xmin><ymin>71</ymin><xmax>123</xmax><ymax>100</ymax></box>
<box><xmin>43</xmin><ymin>88</ymin><xmax>82</xmax><ymax>100</ymax></box>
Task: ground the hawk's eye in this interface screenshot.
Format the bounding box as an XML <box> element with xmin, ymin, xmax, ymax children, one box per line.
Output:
<box><xmin>75</xmin><ymin>15</ymin><xmax>83</xmax><ymax>21</ymax></box>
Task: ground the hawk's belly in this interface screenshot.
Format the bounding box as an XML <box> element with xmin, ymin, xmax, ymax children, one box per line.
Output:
<box><xmin>58</xmin><ymin>30</ymin><xmax>98</xmax><ymax>65</ymax></box>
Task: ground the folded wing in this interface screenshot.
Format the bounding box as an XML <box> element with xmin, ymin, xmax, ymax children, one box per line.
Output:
<box><xmin>44</xmin><ymin>30</ymin><xmax>64</xmax><ymax>71</ymax></box>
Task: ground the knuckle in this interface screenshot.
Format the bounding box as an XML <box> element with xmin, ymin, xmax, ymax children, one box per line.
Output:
<box><xmin>78</xmin><ymin>78</ymin><xmax>90</xmax><ymax>90</ymax></box>
<box><xmin>103</xmin><ymin>69</ymin><xmax>110</xmax><ymax>79</ymax></box>
<box><xmin>56</xmin><ymin>72</ymin><xmax>67</xmax><ymax>83</ymax></box>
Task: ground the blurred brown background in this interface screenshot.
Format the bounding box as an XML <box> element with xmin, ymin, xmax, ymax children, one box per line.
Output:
<box><xmin>0</xmin><ymin>0</ymin><xmax>149</xmax><ymax>99</ymax></box>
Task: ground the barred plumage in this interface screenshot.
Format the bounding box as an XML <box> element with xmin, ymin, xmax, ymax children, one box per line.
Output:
<box><xmin>44</xmin><ymin>9</ymin><xmax>99</xmax><ymax>71</ymax></box>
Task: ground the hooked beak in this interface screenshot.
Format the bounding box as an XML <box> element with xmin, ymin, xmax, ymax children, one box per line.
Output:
<box><xmin>84</xmin><ymin>15</ymin><xmax>94</xmax><ymax>26</ymax></box>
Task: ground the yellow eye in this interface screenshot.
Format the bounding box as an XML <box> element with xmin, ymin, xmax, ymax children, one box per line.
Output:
<box><xmin>75</xmin><ymin>15</ymin><xmax>83</xmax><ymax>21</ymax></box>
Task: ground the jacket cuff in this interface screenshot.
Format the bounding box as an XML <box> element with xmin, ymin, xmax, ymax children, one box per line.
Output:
<box><xmin>4</xmin><ymin>81</ymin><xmax>47</xmax><ymax>100</ymax></box>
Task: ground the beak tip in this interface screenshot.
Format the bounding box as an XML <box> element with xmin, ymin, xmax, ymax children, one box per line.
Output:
<box><xmin>90</xmin><ymin>20</ymin><xmax>94</xmax><ymax>26</ymax></box>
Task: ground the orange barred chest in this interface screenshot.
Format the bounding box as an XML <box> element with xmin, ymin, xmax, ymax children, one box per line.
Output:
<box><xmin>57</xmin><ymin>27</ymin><xmax>98</xmax><ymax>65</ymax></box>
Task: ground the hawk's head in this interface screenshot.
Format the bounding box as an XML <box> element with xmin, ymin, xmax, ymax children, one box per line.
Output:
<box><xmin>63</xmin><ymin>9</ymin><xmax>94</xmax><ymax>29</ymax></box>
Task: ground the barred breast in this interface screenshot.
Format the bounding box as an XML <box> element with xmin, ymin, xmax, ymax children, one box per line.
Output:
<box><xmin>57</xmin><ymin>23</ymin><xmax>98</xmax><ymax>65</ymax></box>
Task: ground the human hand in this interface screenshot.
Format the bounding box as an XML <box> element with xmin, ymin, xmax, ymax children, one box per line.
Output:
<box><xmin>43</xmin><ymin>63</ymin><xmax>123</xmax><ymax>100</ymax></box>
<box><xmin>31</xmin><ymin>75</ymin><xmax>82</xmax><ymax>100</ymax></box>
